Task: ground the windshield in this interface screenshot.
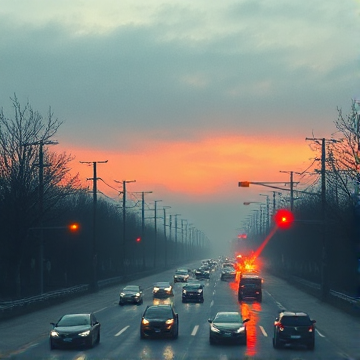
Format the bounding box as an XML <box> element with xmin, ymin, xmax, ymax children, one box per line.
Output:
<box><xmin>144</xmin><ymin>307</ymin><xmax>173</xmax><ymax>320</ymax></box>
<box><xmin>123</xmin><ymin>286</ymin><xmax>139</xmax><ymax>291</ymax></box>
<box><xmin>214</xmin><ymin>313</ymin><xmax>242</xmax><ymax>323</ymax></box>
<box><xmin>57</xmin><ymin>314</ymin><xmax>90</xmax><ymax>327</ymax></box>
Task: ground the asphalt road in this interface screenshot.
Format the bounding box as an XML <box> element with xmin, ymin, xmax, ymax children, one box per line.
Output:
<box><xmin>0</xmin><ymin>264</ymin><xmax>359</xmax><ymax>360</ymax></box>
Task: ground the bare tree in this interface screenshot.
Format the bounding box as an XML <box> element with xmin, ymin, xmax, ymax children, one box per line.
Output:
<box><xmin>0</xmin><ymin>94</ymin><xmax>80</xmax><ymax>297</ymax></box>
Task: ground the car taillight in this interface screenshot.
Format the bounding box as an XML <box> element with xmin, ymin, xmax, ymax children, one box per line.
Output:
<box><xmin>308</xmin><ymin>326</ymin><xmax>314</xmax><ymax>332</ymax></box>
<box><xmin>274</xmin><ymin>322</ymin><xmax>284</xmax><ymax>331</ymax></box>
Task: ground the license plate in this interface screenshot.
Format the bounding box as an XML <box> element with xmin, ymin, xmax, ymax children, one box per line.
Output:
<box><xmin>291</xmin><ymin>335</ymin><xmax>301</xmax><ymax>339</ymax></box>
<box><xmin>154</xmin><ymin>329</ymin><xmax>161</xmax><ymax>333</ymax></box>
<box><xmin>224</xmin><ymin>332</ymin><xmax>231</xmax><ymax>336</ymax></box>
<box><xmin>63</xmin><ymin>338</ymin><xmax>72</xmax><ymax>342</ymax></box>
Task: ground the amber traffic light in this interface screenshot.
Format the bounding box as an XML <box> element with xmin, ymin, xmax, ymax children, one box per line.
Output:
<box><xmin>69</xmin><ymin>223</ymin><xmax>80</xmax><ymax>232</ymax></box>
<box><xmin>273</xmin><ymin>209</ymin><xmax>294</xmax><ymax>229</ymax></box>
<box><xmin>238</xmin><ymin>181</ymin><xmax>250</xmax><ymax>187</ymax></box>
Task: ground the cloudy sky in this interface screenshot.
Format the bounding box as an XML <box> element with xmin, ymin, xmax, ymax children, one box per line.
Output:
<box><xmin>1</xmin><ymin>0</ymin><xmax>359</xmax><ymax>254</ymax></box>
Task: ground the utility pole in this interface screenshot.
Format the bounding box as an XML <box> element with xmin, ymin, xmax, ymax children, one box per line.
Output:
<box><xmin>153</xmin><ymin>200</ymin><xmax>162</xmax><ymax>268</ymax></box>
<box><xmin>80</xmin><ymin>160</ymin><xmax>108</xmax><ymax>292</ymax></box>
<box><xmin>174</xmin><ymin>214</ymin><xmax>181</xmax><ymax>261</ymax></box>
<box><xmin>259</xmin><ymin>194</ymin><xmax>270</xmax><ymax>231</ymax></box>
<box><xmin>23</xmin><ymin>139</ymin><xmax>58</xmax><ymax>295</ymax></box>
<box><xmin>115</xmin><ymin>179</ymin><xmax>136</xmax><ymax>275</ymax></box>
<box><xmin>305</xmin><ymin>137</ymin><xmax>339</xmax><ymax>300</ymax></box>
<box><xmin>139</xmin><ymin>191</ymin><xmax>152</xmax><ymax>269</ymax></box>
<box><xmin>163</xmin><ymin>206</ymin><xmax>171</xmax><ymax>267</ymax></box>
<box><xmin>279</xmin><ymin>171</ymin><xmax>301</xmax><ymax>211</ymax></box>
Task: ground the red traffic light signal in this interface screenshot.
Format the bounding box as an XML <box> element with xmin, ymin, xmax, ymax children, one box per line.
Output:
<box><xmin>274</xmin><ymin>209</ymin><xmax>294</xmax><ymax>229</ymax></box>
<box><xmin>136</xmin><ymin>237</ymin><xmax>141</xmax><ymax>243</ymax></box>
<box><xmin>69</xmin><ymin>223</ymin><xmax>80</xmax><ymax>232</ymax></box>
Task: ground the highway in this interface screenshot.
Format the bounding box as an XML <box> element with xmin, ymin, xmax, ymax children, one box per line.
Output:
<box><xmin>0</xmin><ymin>263</ymin><xmax>359</xmax><ymax>360</ymax></box>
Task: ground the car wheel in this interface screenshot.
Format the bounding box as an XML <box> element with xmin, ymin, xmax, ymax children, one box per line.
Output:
<box><xmin>97</xmin><ymin>331</ymin><xmax>100</xmax><ymax>344</ymax></box>
<box><xmin>238</xmin><ymin>295</ymin><xmax>242</xmax><ymax>302</ymax></box>
<box><xmin>119</xmin><ymin>301</ymin><xmax>124</xmax><ymax>306</ymax></box>
<box><xmin>273</xmin><ymin>336</ymin><xmax>281</xmax><ymax>349</ymax></box>
<box><xmin>257</xmin><ymin>295</ymin><xmax>262</xmax><ymax>302</ymax></box>
<box><xmin>200</xmin><ymin>298</ymin><xmax>204</xmax><ymax>303</ymax></box>
<box><xmin>88</xmin><ymin>335</ymin><xmax>94</xmax><ymax>348</ymax></box>
<box><xmin>307</xmin><ymin>340</ymin><xmax>315</xmax><ymax>350</ymax></box>
<box><xmin>182</xmin><ymin>299</ymin><xmax>185</xmax><ymax>303</ymax></box>
<box><xmin>209</xmin><ymin>336</ymin><xmax>215</xmax><ymax>345</ymax></box>
<box><xmin>140</xmin><ymin>329</ymin><xmax>145</xmax><ymax>339</ymax></box>
<box><xmin>50</xmin><ymin>340</ymin><xmax>55</xmax><ymax>350</ymax></box>
<box><xmin>173</xmin><ymin>324</ymin><xmax>178</xmax><ymax>339</ymax></box>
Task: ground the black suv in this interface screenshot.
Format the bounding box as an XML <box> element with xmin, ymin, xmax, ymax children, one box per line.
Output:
<box><xmin>238</xmin><ymin>274</ymin><xmax>262</xmax><ymax>302</ymax></box>
<box><xmin>182</xmin><ymin>283</ymin><xmax>204</xmax><ymax>303</ymax></box>
<box><xmin>273</xmin><ymin>311</ymin><xmax>316</xmax><ymax>350</ymax></box>
<box><xmin>140</xmin><ymin>304</ymin><xmax>179</xmax><ymax>339</ymax></box>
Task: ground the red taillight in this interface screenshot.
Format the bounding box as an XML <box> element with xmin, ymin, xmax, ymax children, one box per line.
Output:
<box><xmin>274</xmin><ymin>321</ymin><xmax>284</xmax><ymax>331</ymax></box>
<box><xmin>308</xmin><ymin>326</ymin><xmax>314</xmax><ymax>332</ymax></box>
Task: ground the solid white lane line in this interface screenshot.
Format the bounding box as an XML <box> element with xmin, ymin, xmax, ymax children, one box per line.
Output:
<box><xmin>316</xmin><ymin>329</ymin><xmax>325</xmax><ymax>338</ymax></box>
<box><xmin>94</xmin><ymin>307</ymin><xmax>107</xmax><ymax>313</ymax></box>
<box><xmin>259</xmin><ymin>326</ymin><xmax>268</xmax><ymax>337</ymax></box>
<box><xmin>191</xmin><ymin>325</ymin><xmax>199</xmax><ymax>336</ymax></box>
<box><xmin>210</xmin><ymin>300</ymin><xmax>214</xmax><ymax>307</ymax></box>
<box><xmin>115</xmin><ymin>325</ymin><xmax>130</xmax><ymax>337</ymax></box>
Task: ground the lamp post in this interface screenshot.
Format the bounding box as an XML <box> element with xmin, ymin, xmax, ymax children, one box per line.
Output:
<box><xmin>173</xmin><ymin>214</ymin><xmax>181</xmax><ymax>261</ymax></box>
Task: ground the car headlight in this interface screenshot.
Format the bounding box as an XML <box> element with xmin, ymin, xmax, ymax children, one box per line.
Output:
<box><xmin>153</xmin><ymin>287</ymin><xmax>159</xmax><ymax>292</ymax></box>
<box><xmin>50</xmin><ymin>330</ymin><xmax>59</xmax><ymax>337</ymax></box>
<box><xmin>164</xmin><ymin>286</ymin><xmax>172</xmax><ymax>291</ymax></box>
<box><xmin>165</xmin><ymin>319</ymin><xmax>174</xmax><ymax>325</ymax></box>
<box><xmin>135</xmin><ymin>292</ymin><xmax>140</xmax><ymax>297</ymax></box>
<box><xmin>120</xmin><ymin>292</ymin><xmax>125</xmax><ymax>297</ymax></box>
<box><xmin>197</xmin><ymin>289</ymin><xmax>203</xmax><ymax>293</ymax></box>
<box><xmin>79</xmin><ymin>330</ymin><xmax>91</xmax><ymax>337</ymax></box>
<box><xmin>182</xmin><ymin>290</ymin><xmax>187</xmax><ymax>294</ymax></box>
<box><xmin>210</xmin><ymin>324</ymin><xmax>220</xmax><ymax>333</ymax></box>
<box><xmin>236</xmin><ymin>326</ymin><xmax>245</xmax><ymax>333</ymax></box>
<box><xmin>142</xmin><ymin>318</ymin><xmax>150</xmax><ymax>325</ymax></box>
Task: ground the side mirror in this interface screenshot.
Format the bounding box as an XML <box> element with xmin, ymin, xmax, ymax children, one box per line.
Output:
<box><xmin>208</xmin><ymin>319</ymin><xmax>212</xmax><ymax>324</ymax></box>
<box><xmin>50</xmin><ymin>322</ymin><xmax>55</xmax><ymax>327</ymax></box>
<box><xmin>243</xmin><ymin>318</ymin><xmax>250</xmax><ymax>324</ymax></box>
<box><xmin>312</xmin><ymin>320</ymin><xmax>316</xmax><ymax>324</ymax></box>
<box><xmin>275</xmin><ymin>317</ymin><xmax>279</xmax><ymax>321</ymax></box>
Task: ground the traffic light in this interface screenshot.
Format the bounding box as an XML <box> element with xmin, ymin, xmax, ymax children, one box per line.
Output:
<box><xmin>136</xmin><ymin>237</ymin><xmax>141</xmax><ymax>243</ymax></box>
<box><xmin>68</xmin><ymin>223</ymin><xmax>80</xmax><ymax>232</ymax></box>
<box><xmin>238</xmin><ymin>181</ymin><xmax>250</xmax><ymax>187</ymax></box>
<box><xmin>273</xmin><ymin>209</ymin><xmax>294</xmax><ymax>229</ymax></box>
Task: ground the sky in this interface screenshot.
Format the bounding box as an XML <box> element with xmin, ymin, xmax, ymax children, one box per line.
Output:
<box><xmin>1</xmin><ymin>0</ymin><xmax>360</xmax><ymax>255</ymax></box>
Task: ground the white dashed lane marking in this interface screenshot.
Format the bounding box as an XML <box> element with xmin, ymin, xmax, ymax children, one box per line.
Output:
<box><xmin>316</xmin><ymin>329</ymin><xmax>325</xmax><ymax>338</ymax></box>
<box><xmin>210</xmin><ymin>300</ymin><xmax>214</xmax><ymax>307</ymax></box>
<box><xmin>259</xmin><ymin>325</ymin><xmax>268</xmax><ymax>337</ymax></box>
<box><xmin>94</xmin><ymin>307</ymin><xmax>107</xmax><ymax>313</ymax></box>
<box><xmin>191</xmin><ymin>325</ymin><xmax>199</xmax><ymax>336</ymax></box>
<box><xmin>115</xmin><ymin>325</ymin><xmax>130</xmax><ymax>337</ymax></box>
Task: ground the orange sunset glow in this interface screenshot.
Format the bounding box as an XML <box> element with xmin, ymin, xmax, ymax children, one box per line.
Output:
<box><xmin>58</xmin><ymin>134</ymin><xmax>314</xmax><ymax>198</ymax></box>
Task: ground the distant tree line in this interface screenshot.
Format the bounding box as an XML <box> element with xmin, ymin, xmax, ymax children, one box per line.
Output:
<box><xmin>0</xmin><ymin>95</ymin><xmax>210</xmax><ymax>299</ymax></box>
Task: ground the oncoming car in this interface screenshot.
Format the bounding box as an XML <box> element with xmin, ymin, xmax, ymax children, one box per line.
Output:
<box><xmin>140</xmin><ymin>304</ymin><xmax>179</xmax><ymax>339</ymax></box>
<box><xmin>182</xmin><ymin>282</ymin><xmax>204</xmax><ymax>303</ymax></box>
<box><xmin>49</xmin><ymin>313</ymin><xmax>100</xmax><ymax>349</ymax></box>
<box><xmin>174</xmin><ymin>269</ymin><xmax>190</xmax><ymax>283</ymax></box>
<box><xmin>119</xmin><ymin>285</ymin><xmax>143</xmax><ymax>306</ymax></box>
<box><xmin>153</xmin><ymin>282</ymin><xmax>174</xmax><ymax>298</ymax></box>
<box><xmin>208</xmin><ymin>311</ymin><xmax>249</xmax><ymax>345</ymax></box>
